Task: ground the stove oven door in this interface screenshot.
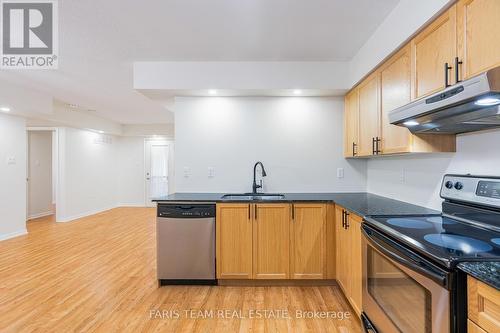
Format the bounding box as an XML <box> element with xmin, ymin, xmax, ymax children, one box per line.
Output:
<box><xmin>361</xmin><ymin>223</ymin><xmax>450</xmax><ymax>333</ymax></box>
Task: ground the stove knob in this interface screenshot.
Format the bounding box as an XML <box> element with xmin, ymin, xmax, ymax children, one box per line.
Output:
<box><xmin>445</xmin><ymin>181</ymin><xmax>454</xmax><ymax>189</ymax></box>
<box><xmin>454</xmin><ymin>182</ymin><xmax>463</xmax><ymax>190</ymax></box>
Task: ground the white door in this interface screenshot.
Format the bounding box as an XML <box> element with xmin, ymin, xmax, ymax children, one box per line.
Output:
<box><xmin>145</xmin><ymin>141</ymin><xmax>169</xmax><ymax>207</ymax></box>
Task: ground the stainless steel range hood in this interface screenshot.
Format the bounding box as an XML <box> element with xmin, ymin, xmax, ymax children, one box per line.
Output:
<box><xmin>389</xmin><ymin>66</ymin><xmax>500</xmax><ymax>134</ymax></box>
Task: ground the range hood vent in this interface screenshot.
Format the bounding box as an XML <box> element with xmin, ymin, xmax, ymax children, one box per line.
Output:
<box><xmin>389</xmin><ymin>66</ymin><xmax>500</xmax><ymax>134</ymax></box>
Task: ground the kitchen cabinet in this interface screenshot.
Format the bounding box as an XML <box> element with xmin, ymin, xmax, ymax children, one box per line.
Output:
<box><xmin>411</xmin><ymin>5</ymin><xmax>457</xmax><ymax>98</ymax></box>
<box><xmin>253</xmin><ymin>203</ymin><xmax>290</xmax><ymax>279</ymax></box>
<box><xmin>326</xmin><ymin>204</ymin><xmax>337</xmax><ymax>279</ymax></box>
<box><xmin>335</xmin><ymin>205</ymin><xmax>362</xmax><ymax>316</ymax></box>
<box><xmin>290</xmin><ymin>203</ymin><xmax>326</xmax><ymax>279</ymax></box>
<box><xmin>344</xmin><ymin>89</ymin><xmax>360</xmax><ymax>157</ymax></box>
<box><xmin>456</xmin><ymin>0</ymin><xmax>500</xmax><ymax>80</ymax></box>
<box><xmin>216</xmin><ymin>204</ymin><xmax>253</xmax><ymax>279</ymax></box>
<box><xmin>379</xmin><ymin>44</ymin><xmax>457</xmax><ymax>155</ymax></box>
<box><xmin>468</xmin><ymin>275</ymin><xmax>500</xmax><ymax>333</ymax></box>
<box><xmin>357</xmin><ymin>72</ymin><xmax>381</xmax><ymax>157</ymax></box>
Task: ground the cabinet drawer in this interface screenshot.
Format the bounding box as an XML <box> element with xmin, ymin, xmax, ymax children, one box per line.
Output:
<box><xmin>468</xmin><ymin>276</ymin><xmax>500</xmax><ymax>333</ymax></box>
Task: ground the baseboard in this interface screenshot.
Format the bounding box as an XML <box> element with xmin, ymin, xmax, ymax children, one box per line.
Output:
<box><xmin>57</xmin><ymin>205</ymin><xmax>117</xmax><ymax>223</ymax></box>
<box><xmin>28</xmin><ymin>211</ymin><xmax>54</xmax><ymax>220</ymax></box>
<box><xmin>217</xmin><ymin>279</ymin><xmax>338</xmax><ymax>286</ymax></box>
<box><xmin>0</xmin><ymin>229</ymin><xmax>28</xmax><ymax>242</ymax></box>
<box><xmin>116</xmin><ymin>203</ymin><xmax>147</xmax><ymax>208</ymax></box>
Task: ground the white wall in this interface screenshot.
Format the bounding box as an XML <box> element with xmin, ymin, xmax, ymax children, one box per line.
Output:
<box><xmin>28</xmin><ymin>131</ymin><xmax>53</xmax><ymax>219</ymax></box>
<box><xmin>175</xmin><ymin>97</ymin><xmax>366</xmax><ymax>193</ymax></box>
<box><xmin>367</xmin><ymin>129</ymin><xmax>500</xmax><ymax>210</ymax></box>
<box><xmin>57</xmin><ymin>128</ymin><xmax>118</xmax><ymax>222</ymax></box>
<box><xmin>0</xmin><ymin>113</ymin><xmax>27</xmax><ymax>240</ymax></box>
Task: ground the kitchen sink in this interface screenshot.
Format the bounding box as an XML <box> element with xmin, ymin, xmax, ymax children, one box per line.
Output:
<box><xmin>221</xmin><ymin>193</ymin><xmax>285</xmax><ymax>201</ymax></box>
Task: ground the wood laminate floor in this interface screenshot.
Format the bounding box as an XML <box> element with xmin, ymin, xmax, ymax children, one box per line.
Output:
<box><xmin>0</xmin><ymin>208</ymin><xmax>361</xmax><ymax>333</ymax></box>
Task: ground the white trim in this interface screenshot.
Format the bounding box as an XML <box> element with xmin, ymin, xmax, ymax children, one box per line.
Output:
<box><xmin>56</xmin><ymin>205</ymin><xmax>117</xmax><ymax>223</ymax></box>
<box><xmin>28</xmin><ymin>211</ymin><xmax>54</xmax><ymax>220</ymax></box>
<box><xmin>116</xmin><ymin>203</ymin><xmax>148</xmax><ymax>208</ymax></box>
<box><xmin>0</xmin><ymin>229</ymin><xmax>28</xmax><ymax>242</ymax></box>
<box><xmin>27</xmin><ymin>127</ymin><xmax>57</xmax><ymax>131</ymax></box>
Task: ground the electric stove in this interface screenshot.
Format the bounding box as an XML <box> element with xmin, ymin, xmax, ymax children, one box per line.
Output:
<box><xmin>361</xmin><ymin>174</ymin><xmax>500</xmax><ymax>333</ymax></box>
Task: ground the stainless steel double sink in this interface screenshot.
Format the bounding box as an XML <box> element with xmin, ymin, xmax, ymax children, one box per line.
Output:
<box><xmin>221</xmin><ymin>193</ymin><xmax>286</xmax><ymax>201</ymax></box>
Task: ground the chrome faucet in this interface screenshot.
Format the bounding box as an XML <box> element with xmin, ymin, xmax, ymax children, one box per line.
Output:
<box><xmin>252</xmin><ymin>161</ymin><xmax>267</xmax><ymax>194</ymax></box>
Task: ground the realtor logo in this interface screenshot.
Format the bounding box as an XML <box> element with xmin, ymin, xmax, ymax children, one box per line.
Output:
<box><xmin>1</xmin><ymin>0</ymin><xmax>58</xmax><ymax>69</ymax></box>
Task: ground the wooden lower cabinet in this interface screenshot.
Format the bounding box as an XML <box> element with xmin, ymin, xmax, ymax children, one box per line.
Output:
<box><xmin>290</xmin><ymin>203</ymin><xmax>327</xmax><ymax>279</ymax></box>
<box><xmin>468</xmin><ymin>275</ymin><xmax>500</xmax><ymax>333</ymax></box>
<box><xmin>216</xmin><ymin>203</ymin><xmax>331</xmax><ymax>281</ymax></box>
<box><xmin>216</xmin><ymin>204</ymin><xmax>253</xmax><ymax>279</ymax></box>
<box><xmin>253</xmin><ymin>203</ymin><xmax>290</xmax><ymax>279</ymax></box>
<box><xmin>335</xmin><ymin>205</ymin><xmax>363</xmax><ymax>316</ymax></box>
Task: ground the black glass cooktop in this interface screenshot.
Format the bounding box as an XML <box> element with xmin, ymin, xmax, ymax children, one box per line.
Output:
<box><xmin>365</xmin><ymin>215</ymin><xmax>500</xmax><ymax>269</ymax></box>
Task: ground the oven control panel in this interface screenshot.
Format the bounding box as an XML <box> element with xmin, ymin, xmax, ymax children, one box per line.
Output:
<box><xmin>441</xmin><ymin>175</ymin><xmax>500</xmax><ymax>208</ymax></box>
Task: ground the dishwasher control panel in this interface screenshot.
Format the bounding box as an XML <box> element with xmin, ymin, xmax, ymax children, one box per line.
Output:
<box><xmin>158</xmin><ymin>204</ymin><xmax>216</xmax><ymax>218</ymax></box>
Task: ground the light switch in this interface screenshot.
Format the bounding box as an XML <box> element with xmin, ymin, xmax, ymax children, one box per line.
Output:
<box><xmin>183</xmin><ymin>167</ymin><xmax>191</xmax><ymax>178</ymax></box>
<box><xmin>208</xmin><ymin>167</ymin><xmax>215</xmax><ymax>178</ymax></box>
<box><xmin>6</xmin><ymin>156</ymin><xmax>16</xmax><ymax>165</ymax></box>
<box><xmin>337</xmin><ymin>168</ymin><xmax>344</xmax><ymax>179</ymax></box>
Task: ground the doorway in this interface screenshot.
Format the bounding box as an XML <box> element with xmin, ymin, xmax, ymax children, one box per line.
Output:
<box><xmin>145</xmin><ymin>139</ymin><xmax>171</xmax><ymax>207</ymax></box>
<box><xmin>27</xmin><ymin>129</ymin><xmax>56</xmax><ymax>220</ymax></box>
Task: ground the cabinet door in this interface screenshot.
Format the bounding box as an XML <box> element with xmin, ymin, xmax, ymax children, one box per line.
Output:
<box><xmin>348</xmin><ymin>213</ymin><xmax>363</xmax><ymax>317</ymax></box>
<box><xmin>253</xmin><ymin>204</ymin><xmax>290</xmax><ymax>279</ymax></box>
<box><xmin>216</xmin><ymin>204</ymin><xmax>253</xmax><ymax>279</ymax></box>
<box><xmin>358</xmin><ymin>73</ymin><xmax>381</xmax><ymax>157</ymax></box>
<box><xmin>412</xmin><ymin>5</ymin><xmax>457</xmax><ymax>98</ymax></box>
<box><xmin>380</xmin><ymin>45</ymin><xmax>412</xmax><ymax>154</ymax></box>
<box><xmin>344</xmin><ymin>89</ymin><xmax>360</xmax><ymax>157</ymax></box>
<box><xmin>457</xmin><ymin>0</ymin><xmax>500</xmax><ymax>80</ymax></box>
<box><xmin>290</xmin><ymin>204</ymin><xmax>326</xmax><ymax>279</ymax></box>
<box><xmin>335</xmin><ymin>206</ymin><xmax>351</xmax><ymax>295</ymax></box>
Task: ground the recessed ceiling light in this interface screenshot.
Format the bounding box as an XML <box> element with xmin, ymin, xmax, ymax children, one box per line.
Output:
<box><xmin>293</xmin><ymin>89</ymin><xmax>302</xmax><ymax>95</ymax></box>
<box><xmin>475</xmin><ymin>97</ymin><xmax>500</xmax><ymax>106</ymax></box>
<box><xmin>0</xmin><ymin>106</ymin><xmax>11</xmax><ymax>112</ymax></box>
<box><xmin>98</xmin><ymin>130</ymin><xmax>104</xmax><ymax>134</ymax></box>
<box><xmin>208</xmin><ymin>89</ymin><xmax>217</xmax><ymax>95</ymax></box>
<box><xmin>403</xmin><ymin>120</ymin><xmax>420</xmax><ymax>127</ymax></box>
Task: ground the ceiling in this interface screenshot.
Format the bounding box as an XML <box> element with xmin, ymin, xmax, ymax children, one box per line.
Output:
<box><xmin>0</xmin><ymin>0</ymin><xmax>399</xmax><ymax>124</ymax></box>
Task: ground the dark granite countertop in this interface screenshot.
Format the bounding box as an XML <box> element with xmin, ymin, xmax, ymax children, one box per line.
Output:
<box><xmin>458</xmin><ymin>262</ymin><xmax>500</xmax><ymax>290</ymax></box>
<box><xmin>153</xmin><ymin>192</ymin><xmax>439</xmax><ymax>217</ymax></box>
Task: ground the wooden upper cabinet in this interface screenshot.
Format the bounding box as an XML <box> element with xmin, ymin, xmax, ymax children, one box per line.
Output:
<box><xmin>253</xmin><ymin>204</ymin><xmax>290</xmax><ymax>279</ymax></box>
<box><xmin>412</xmin><ymin>5</ymin><xmax>457</xmax><ymax>98</ymax></box>
<box><xmin>344</xmin><ymin>89</ymin><xmax>360</xmax><ymax>157</ymax></box>
<box><xmin>457</xmin><ymin>0</ymin><xmax>500</xmax><ymax>80</ymax></box>
<box><xmin>216</xmin><ymin>204</ymin><xmax>253</xmax><ymax>279</ymax></box>
<box><xmin>290</xmin><ymin>204</ymin><xmax>326</xmax><ymax>279</ymax></box>
<box><xmin>357</xmin><ymin>72</ymin><xmax>381</xmax><ymax>157</ymax></box>
<box><xmin>380</xmin><ymin>44</ymin><xmax>413</xmax><ymax>154</ymax></box>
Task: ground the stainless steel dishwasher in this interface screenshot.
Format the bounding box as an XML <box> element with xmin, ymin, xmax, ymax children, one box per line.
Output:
<box><xmin>156</xmin><ymin>203</ymin><xmax>216</xmax><ymax>285</ymax></box>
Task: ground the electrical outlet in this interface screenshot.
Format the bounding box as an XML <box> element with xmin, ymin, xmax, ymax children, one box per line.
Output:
<box><xmin>6</xmin><ymin>156</ymin><xmax>16</xmax><ymax>165</ymax></box>
<box><xmin>337</xmin><ymin>168</ymin><xmax>344</xmax><ymax>179</ymax></box>
<box><xmin>208</xmin><ymin>167</ymin><xmax>215</xmax><ymax>178</ymax></box>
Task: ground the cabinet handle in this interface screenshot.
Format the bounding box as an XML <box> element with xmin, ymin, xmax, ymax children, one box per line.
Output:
<box><xmin>352</xmin><ymin>142</ymin><xmax>357</xmax><ymax>156</ymax></box>
<box><xmin>375</xmin><ymin>137</ymin><xmax>381</xmax><ymax>154</ymax></box>
<box><xmin>372</xmin><ymin>137</ymin><xmax>376</xmax><ymax>155</ymax></box>
<box><xmin>248</xmin><ymin>204</ymin><xmax>251</xmax><ymax>220</ymax></box>
<box><xmin>455</xmin><ymin>57</ymin><xmax>463</xmax><ymax>83</ymax></box>
<box><xmin>345</xmin><ymin>211</ymin><xmax>350</xmax><ymax>229</ymax></box>
<box><xmin>255</xmin><ymin>205</ymin><xmax>257</xmax><ymax>220</ymax></box>
<box><xmin>292</xmin><ymin>204</ymin><xmax>295</xmax><ymax>220</ymax></box>
<box><xmin>342</xmin><ymin>210</ymin><xmax>346</xmax><ymax>229</ymax></box>
<box><xmin>444</xmin><ymin>62</ymin><xmax>452</xmax><ymax>87</ymax></box>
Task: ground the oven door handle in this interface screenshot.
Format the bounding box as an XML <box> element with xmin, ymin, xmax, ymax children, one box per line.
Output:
<box><xmin>362</xmin><ymin>224</ymin><xmax>449</xmax><ymax>288</ymax></box>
